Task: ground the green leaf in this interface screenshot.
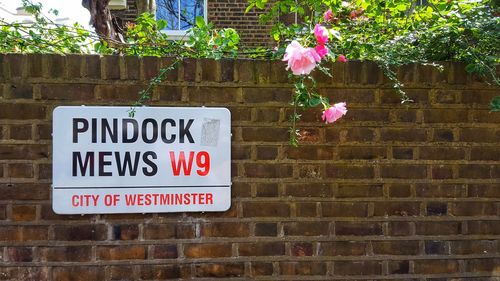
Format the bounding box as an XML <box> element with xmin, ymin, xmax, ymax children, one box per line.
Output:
<box><xmin>308</xmin><ymin>97</ymin><xmax>322</xmax><ymax>107</ymax></box>
<box><xmin>490</xmin><ymin>96</ymin><xmax>500</xmax><ymax>112</ymax></box>
<box><xmin>195</xmin><ymin>16</ymin><xmax>206</xmax><ymax>28</ymax></box>
<box><xmin>157</xmin><ymin>19</ymin><xmax>167</xmax><ymax>30</ymax></box>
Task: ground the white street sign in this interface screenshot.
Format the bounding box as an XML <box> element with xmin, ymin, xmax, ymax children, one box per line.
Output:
<box><xmin>52</xmin><ymin>106</ymin><xmax>231</xmax><ymax>214</ymax></box>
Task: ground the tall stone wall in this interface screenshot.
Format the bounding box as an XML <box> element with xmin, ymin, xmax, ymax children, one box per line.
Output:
<box><xmin>0</xmin><ymin>54</ymin><xmax>499</xmax><ymax>280</ymax></box>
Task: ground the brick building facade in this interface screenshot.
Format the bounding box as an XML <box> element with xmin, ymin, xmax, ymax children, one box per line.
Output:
<box><xmin>0</xmin><ymin>54</ymin><xmax>499</xmax><ymax>280</ymax></box>
<box><xmin>110</xmin><ymin>0</ymin><xmax>275</xmax><ymax>47</ymax></box>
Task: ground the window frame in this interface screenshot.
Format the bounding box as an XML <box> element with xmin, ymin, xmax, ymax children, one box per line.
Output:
<box><xmin>156</xmin><ymin>0</ymin><xmax>208</xmax><ymax>39</ymax></box>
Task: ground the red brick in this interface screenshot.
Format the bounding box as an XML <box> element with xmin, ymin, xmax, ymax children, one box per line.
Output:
<box><xmin>338</xmin><ymin>146</ymin><xmax>386</xmax><ymax>160</ymax></box>
<box><xmin>284</xmin><ymin>221</ymin><xmax>329</xmax><ymax>236</ymax></box>
<box><xmin>6</xmin><ymin>247</ymin><xmax>33</xmax><ymax>262</ymax></box>
<box><xmin>98</xmin><ymin>245</ymin><xmax>146</xmax><ymax>260</ymax></box>
<box><xmin>144</xmin><ymin>224</ymin><xmax>195</xmax><ymax>237</ymax></box>
<box><xmin>102</xmin><ymin>55</ymin><xmax>121</xmax><ymax>79</ymax></box>
<box><xmin>433</xmin><ymin>128</ymin><xmax>455</xmax><ymax>141</ymax></box>
<box><xmin>319</xmin><ymin>241</ymin><xmax>367</xmax><ymax>256</ymax></box>
<box><xmin>322</xmin><ymin>202</ymin><xmax>368</xmax><ymax>217</ymax></box>
<box><xmin>280</xmin><ymin>261</ymin><xmax>327</xmax><ymax>275</ymax></box>
<box><xmin>431</xmin><ymin>165</ymin><xmax>454</xmax><ymax>179</ymax></box>
<box><xmin>251</xmin><ymin>262</ymin><xmax>274</xmax><ymax>276</ymax></box>
<box><xmin>388</xmin><ymin>221</ymin><xmax>413</xmax><ymax>236</ymax></box>
<box><xmin>381</xmin><ymin>164</ymin><xmax>427</xmax><ymax>179</ymax></box>
<box><xmin>142</xmin><ymin>56</ymin><xmax>160</xmax><ymax>80</ymax></box>
<box><xmin>195</xmin><ymin>263</ymin><xmax>244</xmax><ymax>278</ymax></box>
<box><xmin>0</xmin><ymin>183</ymin><xmax>49</xmax><ymax>200</ymax></box>
<box><xmin>467</xmin><ymin>258</ymin><xmax>500</xmax><ymax>273</ymax></box>
<box><xmin>374</xmin><ymin>202</ymin><xmax>420</xmax><ymax>216</ymax></box>
<box><xmin>112</xmin><ymin>224</ymin><xmax>139</xmax><ymax>240</ymax></box>
<box><xmin>392</xmin><ymin>147</ymin><xmax>414</xmax><ymax>159</ymax></box>
<box><xmin>462</xmin><ymin>90</ymin><xmax>498</xmax><ymax>105</ymax></box>
<box><xmin>372</xmin><ymin>241</ymin><xmax>420</xmax><ymax>255</ymax></box>
<box><xmin>255</xmin><ymin>182</ymin><xmax>278</xmax><ymax>197</ymax></box>
<box><xmin>320</xmin><ymin>88</ymin><xmax>375</xmax><ymax>104</ymax></box>
<box><xmin>343</xmin><ymin>109</ymin><xmax>389</xmax><ymax>122</ymax></box>
<box><xmin>460</xmin><ymin>128</ymin><xmax>500</xmax><ymax>143</ymax></box>
<box><xmin>201</xmin><ymin>222</ymin><xmax>250</xmax><ymax>237</ymax></box>
<box><xmin>419</xmin><ymin>147</ymin><xmax>465</xmax><ymax>160</ymax></box>
<box><xmin>452</xmin><ymin>202</ymin><xmax>497</xmax><ymax>216</ymax></box>
<box><xmin>458</xmin><ymin>164</ymin><xmax>493</xmax><ymax>179</ymax></box>
<box><xmin>38</xmin><ymin>246</ymin><xmax>92</xmax><ymax>262</ymax></box>
<box><xmin>387</xmin><ymin>184</ymin><xmax>412</xmax><ymax>197</ymax></box>
<box><xmin>53</xmin><ymin>267</ymin><xmax>104</xmax><ymax>281</ymax></box>
<box><xmin>415</xmin><ymin>183</ymin><xmax>465</xmax><ymax>198</ymax></box>
<box><xmin>244</xmin><ymin>163</ymin><xmax>293</xmax><ymax>178</ymax></box>
<box><xmin>344</xmin><ymin>127</ymin><xmax>375</xmax><ymax>142</ymax></box>
<box><xmin>337</xmin><ymin>184</ymin><xmax>383</xmax><ymax>198</ymax></box>
<box><xmin>425</xmin><ymin>240</ymin><xmax>448</xmax><ymax>255</ymax></box>
<box><xmin>414</xmin><ymin>260</ymin><xmax>459</xmax><ymax>274</ymax></box>
<box><xmin>95</xmin><ymin>84</ymin><xmax>144</xmax><ymax>101</ymax></box>
<box><xmin>11</xmin><ymin>205</ymin><xmax>36</xmax><ymax>221</ymax></box>
<box><xmin>291</xmin><ymin>242</ymin><xmax>313</xmax><ymax>256</ymax></box>
<box><xmin>256</xmin><ymin>145</ymin><xmax>278</xmax><ymax>160</ymax></box>
<box><xmin>254</xmin><ymin>223</ymin><xmax>277</xmax><ymax>236</ymax></box>
<box><xmin>184</xmin><ymin>243</ymin><xmax>232</xmax><ymax>258</ymax></box>
<box><xmin>335</xmin><ymin>222</ymin><xmax>383</xmax><ymax>236</ymax></box>
<box><xmin>243</xmin><ymin>202</ymin><xmax>290</xmax><ymax>217</ymax></box>
<box><xmin>237</xmin><ymin>60</ymin><xmax>255</xmax><ymax>82</ymax></box>
<box><xmin>334</xmin><ymin>261</ymin><xmax>382</xmax><ymax>275</ymax></box>
<box><xmin>238</xmin><ymin>242</ymin><xmax>285</xmax><ymax>256</ymax></box>
<box><xmin>0</xmin><ymin>104</ymin><xmax>46</xmax><ymax>120</ymax></box>
<box><xmin>140</xmin><ymin>265</ymin><xmax>182</xmax><ymax>279</ymax></box>
<box><xmin>242</xmin><ymin>87</ymin><xmax>291</xmax><ymax>103</ymax></box>
<box><xmin>157</xmin><ymin>85</ymin><xmax>183</xmax><ymax>102</ymax></box>
<box><xmin>285</xmin><ymin>183</ymin><xmax>332</xmax><ymax>197</ymax></box>
<box><xmin>450</xmin><ymin>240</ymin><xmax>497</xmax><ymax>255</ymax></box>
<box><xmin>416</xmin><ymin>221</ymin><xmax>462</xmax><ymax>235</ymax></box>
<box><xmin>108</xmin><ymin>266</ymin><xmax>136</xmax><ymax>280</ymax></box>
<box><xmin>188</xmin><ymin>86</ymin><xmax>238</xmax><ymax>103</ymax></box>
<box><xmin>152</xmin><ymin>244</ymin><xmax>178</xmax><ymax>259</ymax></box>
<box><xmin>427</xmin><ymin>202</ymin><xmax>448</xmax><ymax>215</ymax></box>
<box><xmin>123</xmin><ymin>56</ymin><xmax>139</xmax><ymax>80</ymax></box>
<box><xmin>8</xmin><ymin>163</ymin><xmax>33</xmax><ymax>178</ymax></box>
<box><xmin>0</xmin><ymin>267</ymin><xmax>49</xmax><ymax>281</ymax></box>
<box><xmin>53</xmin><ymin>224</ymin><xmax>107</xmax><ymax>241</ymax></box>
<box><xmin>326</xmin><ymin>164</ymin><xmax>374</xmax><ymax>179</ymax></box>
<box><xmin>41</xmin><ymin>84</ymin><xmax>95</xmax><ymax>100</ymax></box>
<box><xmin>382</xmin><ymin>128</ymin><xmax>427</xmax><ymax>142</ymax></box>
<box><xmin>9</xmin><ymin>124</ymin><xmax>32</xmax><ymax>140</ymax></box>
<box><xmin>467</xmin><ymin>221</ymin><xmax>500</xmax><ymax>235</ymax></box>
<box><xmin>380</xmin><ymin>89</ymin><xmax>428</xmax><ymax>104</ymax></box>
<box><xmin>388</xmin><ymin>260</ymin><xmax>410</xmax><ymax>274</ymax></box>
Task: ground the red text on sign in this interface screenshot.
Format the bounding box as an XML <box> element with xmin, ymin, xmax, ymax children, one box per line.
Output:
<box><xmin>72</xmin><ymin>194</ymin><xmax>99</xmax><ymax>207</ymax></box>
<box><xmin>169</xmin><ymin>151</ymin><xmax>210</xmax><ymax>176</ymax></box>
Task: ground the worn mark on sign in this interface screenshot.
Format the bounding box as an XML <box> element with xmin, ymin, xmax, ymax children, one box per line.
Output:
<box><xmin>201</xmin><ymin>118</ymin><xmax>220</xmax><ymax>146</ymax></box>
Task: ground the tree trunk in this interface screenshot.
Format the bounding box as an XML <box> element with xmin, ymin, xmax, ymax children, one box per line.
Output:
<box><xmin>82</xmin><ymin>0</ymin><xmax>124</xmax><ymax>43</ymax></box>
<box><xmin>137</xmin><ymin>0</ymin><xmax>156</xmax><ymax>16</ymax></box>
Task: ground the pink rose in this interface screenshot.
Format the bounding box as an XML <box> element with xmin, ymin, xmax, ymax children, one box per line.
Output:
<box><xmin>324</xmin><ymin>9</ymin><xmax>334</xmax><ymax>22</ymax></box>
<box><xmin>313</xmin><ymin>24</ymin><xmax>329</xmax><ymax>45</ymax></box>
<box><xmin>322</xmin><ymin>102</ymin><xmax>347</xmax><ymax>123</ymax></box>
<box><xmin>283</xmin><ymin>40</ymin><xmax>321</xmax><ymax>75</ymax></box>
<box><xmin>315</xmin><ymin>44</ymin><xmax>328</xmax><ymax>58</ymax></box>
<box><xmin>337</xmin><ymin>55</ymin><xmax>347</xmax><ymax>62</ymax></box>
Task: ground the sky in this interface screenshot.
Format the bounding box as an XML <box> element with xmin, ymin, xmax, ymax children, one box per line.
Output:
<box><xmin>0</xmin><ymin>0</ymin><xmax>91</xmax><ymax>28</ymax></box>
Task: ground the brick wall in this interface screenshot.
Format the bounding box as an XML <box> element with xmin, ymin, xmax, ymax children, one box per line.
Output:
<box><xmin>0</xmin><ymin>54</ymin><xmax>499</xmax><ymax>280</ymax></box>
<box><xmin>111</xmin><ymin>0</ymin><xmax>274</xmax><ymax>47</ymax></box>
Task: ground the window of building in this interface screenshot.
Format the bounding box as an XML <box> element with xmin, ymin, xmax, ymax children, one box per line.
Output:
<box><xmin>156</xmin><ymin>0</ymin><xmax>207</xmax><ymax>37</ymax></box>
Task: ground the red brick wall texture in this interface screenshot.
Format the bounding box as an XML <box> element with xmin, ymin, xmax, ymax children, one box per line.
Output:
<box><xmin>0</xmin><ymin>54</ymin><xmax>499</xmax><ymax>280</ymax></box>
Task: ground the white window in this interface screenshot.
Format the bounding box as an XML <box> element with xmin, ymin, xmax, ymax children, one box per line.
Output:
<box><xmin>156</xmin><ymin>0</ymin><xmax>207</xmax><ymax>37</ymax></box>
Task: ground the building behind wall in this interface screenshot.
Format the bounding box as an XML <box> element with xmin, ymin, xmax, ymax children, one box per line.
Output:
<box><xmin>110</xmin><ymin>0</ymin><xmax>275</xmax><ymax>48</ymax></box>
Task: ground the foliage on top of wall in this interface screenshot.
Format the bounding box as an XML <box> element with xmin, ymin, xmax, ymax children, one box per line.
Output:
<box><xmin>0</xmin><ymin>0</ymin><xmax>498</xmax><ymax>145</ymax></box>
